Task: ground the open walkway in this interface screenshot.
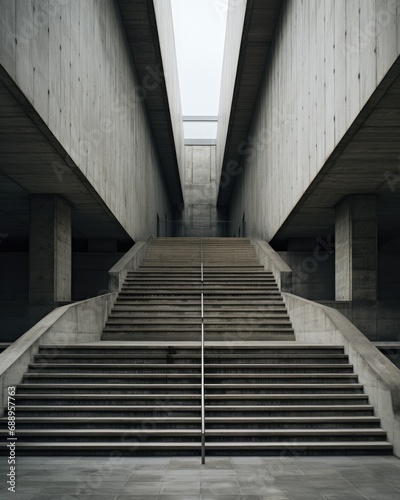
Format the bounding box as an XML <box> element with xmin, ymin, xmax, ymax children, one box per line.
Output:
<box><xmin>1</xmin><ymin>455</ymin><xmax>400</xmax><ymax>499</ymax></box>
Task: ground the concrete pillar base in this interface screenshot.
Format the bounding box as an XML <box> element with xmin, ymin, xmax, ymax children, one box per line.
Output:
<box><xmin>29</xmin><ymin>195</ymin><xmax>71</xmax><ymax>303</ymax></box>
<box><xmin>335</xmin><ymin>195</ymin><xmax>377</xmax><ymax>301</ymax></box>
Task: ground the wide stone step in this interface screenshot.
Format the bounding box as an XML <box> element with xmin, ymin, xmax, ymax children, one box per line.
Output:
<box><xmin>139</xmin><ymin>266</ymin><xmax>265</xmax><ymax>271</ymax></box>
<box><xmin>33</xmin><ymin>354</ymin><xmax>349</xmax><ymax>364</ymax></box>
<box><xmin>104</xmin><ymin>321</ymin><xmax>293</xmax><ymax>329</ymax></box>
<box><xmin>17</xmin><ymin>383</ymin><xmax>364</xmax><ymax>394</ymax></box>
<box><xmin>105</xmin><ymin>317</ymin><xmax>291</xmax><ymax>324</ymax></box>
<box><xmin>121</xmin><ymin>285</ymin><xmax>280</xmax><ymax>290</ymax></box>
<box><xmin>118</xmin><ymin>291</ymin><xmax>283</xmax><ymax>297</ymax></box>
<box><xmin>28</xmin><ymin>363</ymin><xmax>351</xmax><ymax>373</ymax></box>
<box><xmin>113</xmin><ymin>300</ymin><xmax>285</xmax><ymax>306</ymax></box>
<box><xmin>102</xmin><ymin>325</ymin><xmax>294</xmax><ymax>332</ymax></box>
<box><xmin>124</xmin><ymin>278</ymin><xmax>276</xmax><ymax>283</ymax></box>
<box><xmin>38</xmin><ymin>345</ymin><xmax>345</xmax><ymax>354</ymax></box>
<box><xmin>107</xmin><ymin>311</ymin><xmax>289</xmax><ymax>318</ymax></box>
<box><xmin>101</xmin><ymin>332</ymin><xmax>295</xmax><ymax>341</ymax></box>
<box><xmin>2</xmin><ymin>415</ymin><xmax>381</xmax><ymax>429</ymax></box>
<box><xmin>15</xmin><ymin>394</ymin><xmax>368</xmax><ymax>405</ymax></box>
<box><xmin>12</xmin><ymin>403</ymin><xmax>373</xmax><ymax>415</ymax></box>
<box><xmin>0</xmin><ymin>441</ymin><xmax>391</xmax><ymax>456</ymax></box>
<box><xmin>0</xmin><ymin>428</ymin><xmax>384</xmax><ymax>438</ymax></box>
<box><xmin>23</xmin><ymin>373</ymin><xmax>359</xmax><ymax>383</ymax></box>
<box><xmin>0</xmin><ymin>428</ymin><xmax>387</xmax><ymax>444</ymax></box>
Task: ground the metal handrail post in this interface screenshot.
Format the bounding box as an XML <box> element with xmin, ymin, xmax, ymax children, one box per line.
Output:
<box><xmin>200</xmin><ymin>229</ymin><xmax>205</xmax><ymax>464</ymax></box>
<box><xmin>200</xmin><ymin>227</ymin><xmax>204</xmax><ymax>283</ymax></box>
<box><xmin>201</xmin><ymin>300</ymin><xmax>205</xmax><ymax>465</ymax></box>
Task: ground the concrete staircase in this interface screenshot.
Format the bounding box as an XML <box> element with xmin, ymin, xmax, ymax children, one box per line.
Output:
<box><xmin>103</xmin><ymin>238</ymin><xmax>294</xmax><ymax>341</ymax></box>
<box><xmin>0</xmin><ymin>238</ymin><xmax>393</xmax><ymax>455</ymax></box>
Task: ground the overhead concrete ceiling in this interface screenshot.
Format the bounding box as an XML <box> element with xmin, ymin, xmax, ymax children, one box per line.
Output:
<box><xmin>217</xmin><ymin>0</ymin><xmax>282</xmax><ymax>207</ymax></box>
<box><xmin>117</xmin><ymin>0</ymin><xmax>183</xmax><ymax>206</ymax></box>
<box><xmin>0</xmin><ymin>69</ymin><xmax>133</xmax><ymax>248</ymax></box>
<box><xmin>271</xmin><ymin>59</ymin><xmax>400</xmax><ymax>248</ymax></box>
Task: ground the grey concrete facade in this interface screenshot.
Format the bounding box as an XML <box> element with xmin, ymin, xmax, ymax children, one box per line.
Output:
<box><xmin>182</xmin><ymin>145</ymin><xmax>221</xmax><ymax>236</ymax></box>
<box><xmin>221</xmin><ymin>0</ymin><xmax>400</xmax><ymax>241</ymax></box>
<box><xmin>0</xmin><ymin>0</ymin><xmax>177</xmax><ymax>242</ymax></box>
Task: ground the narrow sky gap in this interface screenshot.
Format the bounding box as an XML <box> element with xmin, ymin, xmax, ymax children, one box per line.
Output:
<box><xmin>170</xmin><ymin>0</ymin><xmax>228</xmax><ymax>137</ymax></box>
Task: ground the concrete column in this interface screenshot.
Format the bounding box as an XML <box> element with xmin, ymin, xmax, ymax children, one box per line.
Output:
<box><xmin>335</xmin><ymin>195</ymin><xmax>378</xmax><ymax>301</ymax></box>
<box><xmin>29</xmin><ymin>195</ymin><xmax>71</xmax><ymax>303</ymax></box>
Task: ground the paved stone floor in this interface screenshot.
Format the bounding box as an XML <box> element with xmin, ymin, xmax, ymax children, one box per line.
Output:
<box><xmin>1</xmin><ymin>455</ymin><xmax>400</xmax><ymax>500</ymax></box>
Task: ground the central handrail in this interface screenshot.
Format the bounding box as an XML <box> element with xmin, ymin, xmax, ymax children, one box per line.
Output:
<box><xmin>200</xmin><ymin>230</ymin><xmax>205</xmax><ymax>464</ymax></box>
<box><xmin>200</xmin><ymin>229</ymin><xmax>204</xmax><ymax>282</ymax></box>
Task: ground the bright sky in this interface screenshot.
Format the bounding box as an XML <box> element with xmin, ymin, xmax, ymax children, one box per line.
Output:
<box><xmin>170</xmin><ymin>0</ymin><xmax>228</xmax><ymax>117</ymax></box>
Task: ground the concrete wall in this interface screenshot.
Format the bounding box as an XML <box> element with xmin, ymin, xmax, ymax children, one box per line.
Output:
<box><xmin>276</xmin><ymin>246</ymin><xmax>400</xmax><ymax>303</ymax></box>
<box><xmin>278</xmin><ymin>251</ymin><xmax>335</xmax><ymax>300</ymax></box>
<box><xmin>275</xmin><ymin>244</ymin><xmax>400</xmax><ymax>341</ymax></box>
<box><xmin>227</xmin><ymin>0</ymin><xmax>400</xmax><ymax>241</ymax></box>
<box><xmin>319</xmin><ymin>300</ymin><xmax>400</xmax><ymax>342</ymax></box>
<box><xmin>216</xmin><ymin>0</ymin><xmax>247</xmax><ymax>182</ymax></box>
<box><xmin>0</xmin><ymin>252</ymin><xmax>123</xmax><ymax>302</ymax></box>
<box><xmin>0</xmin><ymin>0</ymin><xmax>173</xmax><ymax>240</ymax></box>
<box><xmin>182</xmin><ymin>145</ymin><xmax>221</xmax><ymax>235</ymax></box>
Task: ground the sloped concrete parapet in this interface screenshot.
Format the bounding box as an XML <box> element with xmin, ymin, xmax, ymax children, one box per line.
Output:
<box><xmin>251</xmin><ymin>240</ymin><xmax>292</xmax><ymax>292</ymax></box>
<box><xmin>108</xmin><ymin>236</ymin><xmax>151</xmax><ymax>292</ymax></box>
<box><xmin>283</xmin><ymin>292</ymin><xmax>400</xmax><ymax>457</ymax></box>
<box><xmin>0</xmin><ymin>293</ymin><xmax>117</xmax><ymax>413</ymax></box>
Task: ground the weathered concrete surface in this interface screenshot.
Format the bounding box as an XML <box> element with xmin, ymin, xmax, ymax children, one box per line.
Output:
<box><xmin>0</xmin><ymin>292</ymin><xmax>117</xmax><ymax>412</ymax></box>
<box><xmin>29</xmin><ymin>195</ymin><xmax>71</xmax><ymax>303</ymax></box>
<box><xmin>183</xmin><ymin>145</ymin><xmax>219</xmax><ymax>235</ymax></box>
<box><xmin>226</xmin><ymin>0</ymin><xmax>400</xmax><ymax>241</ymax></box>
<box><xmin>335</xmin><ymin>195</ymin><xmax>378</xmax><ymax>301</ymax></box>
<box><xmin>0</xmin><ymin>0</ymin><xmax>174</xmax><ymax>241</ymax></box>
<box><xmin>283</xmin><ymin>292</ymin><xmax>400</xmax><ymax>457</ymax></box>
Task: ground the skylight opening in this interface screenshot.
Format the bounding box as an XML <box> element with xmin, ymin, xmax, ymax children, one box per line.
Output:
<box><xmin>170</xmin><ymin>0</ymin><xmax>228</xmax><ymax>140</ymax></box>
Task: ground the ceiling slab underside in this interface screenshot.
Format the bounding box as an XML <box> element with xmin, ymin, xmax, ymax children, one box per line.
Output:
<box><xmin>271</xmin><ymin>60</ymin><xmax>400</xmax><ymax>247</ymax></box>
<box><xmin>0</xmin><ymin>72</ymin><xmax>130</xmax><ymax>245</ymax></box>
